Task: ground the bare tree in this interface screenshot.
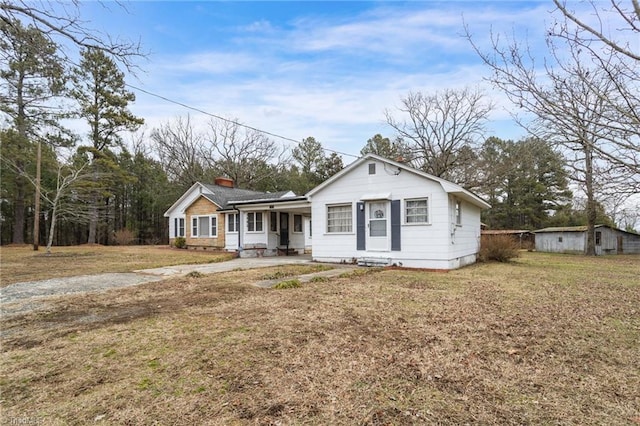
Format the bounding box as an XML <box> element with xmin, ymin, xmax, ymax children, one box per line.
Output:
<box><xmin>0</xmin><ymin>151</ymin><xmax>92</xmax><ymax>253</ymax></box>
<box><xmin>150</xmin><ymin>115</ymin><xmax>210</xmax><ymax>187</ymax></box>
<box><xmin>466</xmin><ymin>9</ymin><xmax>639</xmax><ymax>255</ymax></box>
<box><xmin>206</xmin><ymin>118</ymin><xmax>287</xmax><ymax>189</ymax></box>
<box><xmin>0</xmin><ymin>0</ymin><xmax>144</xmax><ymax>70</ymax></box>
<box><xmin>552</xmin><ymin>0</ymin><xmax>640</xmax><ymax>62</ymax></box>
<box><xmin>40</xmin><ymin>161</ymin><xmax>92</xmax><ymax>253</ymax></box>
<box><xmin>550</xmin><ymin>0</ymin><xmax>640</xmax><ymax>174</ymax></box>
<box><xmin>385</xmin><ymin>87</ymin><xmax>493</xmax><ymax>184</ymax></box>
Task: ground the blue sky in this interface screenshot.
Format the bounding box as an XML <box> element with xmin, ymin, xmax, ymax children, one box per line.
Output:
<box><xmin>77</xmin><ymin>1</ymin><xmax>560</xmax><ymax>158</ymax></box>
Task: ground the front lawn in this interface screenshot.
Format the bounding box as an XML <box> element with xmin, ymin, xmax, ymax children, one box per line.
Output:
<box><xmin>0</xmin><ymin>245</ymin><xmax>233</xmax><ymax>286</ymax></box>
<box><xmin>1</xmin><ymin>253</ymin><xmax>638</xmax><ymax>424</ymax></box>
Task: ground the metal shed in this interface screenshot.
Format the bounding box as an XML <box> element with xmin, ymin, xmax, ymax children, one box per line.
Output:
<box><xmin>534</xmin><ymin>225</ymin><xmax>640</xmax><ymax>255</ymax></box>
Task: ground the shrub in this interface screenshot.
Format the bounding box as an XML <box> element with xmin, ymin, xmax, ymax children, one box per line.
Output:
<box><xmin>479</xmin><ymin>235</ymin><xmax>520</xmax><ymax>262</ymax></box>
<box><xmin>273</xmin><ymin>279</ymin><xmax>302</xmax><ymax>289</ymax></box>
<box><xmin>186</xmin><ymin>271</ymin><xmax>203</xmax><ymax>278</ymax></box>
<box><xmin>114</xmin><ymin>228</ymin><xmax>135</xmax><ymax>245</ymax></box>
<box><xmin>174</xmin><ymin>237</ymin><xmax>186</xmax><ymax>249</ymax></box>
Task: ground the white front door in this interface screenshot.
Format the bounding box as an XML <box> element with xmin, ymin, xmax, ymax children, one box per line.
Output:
<box><xmin>366</xmin><ymin>201</ymin><xmax>389</xmax><ymax>251</ymax></box>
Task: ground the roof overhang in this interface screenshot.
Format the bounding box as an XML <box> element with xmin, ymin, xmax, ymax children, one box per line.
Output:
<box><xmin>229</xmin><ymin>197</ymin><xmax>311</xmax><ymax>213</ymax></box>
<box><xmin>360</xmin><ymin>193</ymin><xmax>391</xmax><ymax>201</ymax></box>
<box><xmin>164</xmin><ymin>182</ymin><xmax>202</xmax><ymax>217</ymax></box>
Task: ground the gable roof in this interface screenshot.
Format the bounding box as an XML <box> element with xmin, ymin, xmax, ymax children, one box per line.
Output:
<box><xmin>534</xmin><ymin>225</ymin><xmax>639</xmax><ymax>236</ymax></box>
<box><xmin>306</xmin><ymin>153</ymin><xmax>491</xmax><ymax>209</ymax></box>
<box><xmin>164</xmin><ymin>182</ymin><xmax>295</xmax><ymax>216</ymax></box>
<box><xmin>482</xmin><ymin>229</ymin><xmax>534</xmax><ymax>235</ymax></box>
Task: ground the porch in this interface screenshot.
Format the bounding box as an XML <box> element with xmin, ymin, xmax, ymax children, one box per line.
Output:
<box><xmin>230</xmin><ymin>196</ymin><xmax>312</xmax><ymax>258</ymax></box>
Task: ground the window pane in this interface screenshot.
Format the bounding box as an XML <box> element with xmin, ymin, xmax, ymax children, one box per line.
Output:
<box><xmin>406</xmin><ymin>199</ymin><xmax>428</xmax><ymax>223</ymax></box>
<box><xmin>370</xmin><ymin>219</ymin><xmax>386</xmax><ymax>236</ymax></box>
<box><xmin>211</xmin><ymin>216</ymin><xmax>217</xmax><ymax>236</ymax></box>
<box><xmin>179</xmin><ymin>218</ymin><xmax>185</xmax><ymax>236</ymax></box>
<box><xmin>247</xmin><ymin>213</ymin><xmax>255</xmax><ymax>232</ymax></box>
<box><xmin>294</xmin><ymin>215</ymin><xmax>302</xmax><ymax>232</ymax></box>
<box><xmin>270</xmin><ymin>212</ymin><xmax>277</xmax><ymax>232</ymax></box>
<box><xmin>192</xmin><ymin>217</ymin><xmax>198</xmax><ymax>236</ymax></box>
<box><xmin>327</xmin><ymin>205</ymin><xmax>352</xmax><ymax>233</ymax></box>
<box><xmin>255</xmin><ymin>212</ymin><xmax>263</xmax><ymax>232</ymax></box>
<box><xmin>198</xmin><ymin>216</ymin><xmax>209</xmax><ymax>237</ymax></box>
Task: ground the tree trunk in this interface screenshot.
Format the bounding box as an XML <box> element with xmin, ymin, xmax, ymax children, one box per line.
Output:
<box><xmin>87</xmin><ymin>201</ymin><xmax>98</xmax><ymax>244</ymax></box>
<box><xmin>46</xmin><ymin>202</ymin><xmax>58</xmax><ymax>255</ymax></box>
<box><xmin>584</xmin><ymin>144</ymin><xmax>596</xmax><ymax>256</ymax></box>
<box><xmin>12</xmin><ymin>168</ymin><xmax>25</xmax><ymax>244</ymax></box>
<box><xmin>33</xmin><ymin>141</ymin><xmax>41</xmax><ymax>250</ymax></box>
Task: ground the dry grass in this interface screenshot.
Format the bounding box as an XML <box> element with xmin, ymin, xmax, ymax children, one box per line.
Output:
<box><xmin>0</xmin><ymin>245</ymin><xmax>233</xmax><ymax>286</ymax></box>
<box><xmin>1</xmin><ymin>252</ymin><xmax>639</xmax><ymax>425</ymax></box>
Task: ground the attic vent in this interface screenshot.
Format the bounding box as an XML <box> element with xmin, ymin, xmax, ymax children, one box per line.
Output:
<box><xmin>368</xmin><ymin>163</ymin><xmax>376</xmax><ymax>175</ymax></box>
<box><xmin>215</xmin><ymin>177</ymin><xmax>234</xmax><ymax>188</ymax></box>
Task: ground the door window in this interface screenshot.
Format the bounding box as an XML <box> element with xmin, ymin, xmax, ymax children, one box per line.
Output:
<box><xmin>369</xmin><ymin>202</ymin><xmax>387</xmax><ymax>237</ymax></box>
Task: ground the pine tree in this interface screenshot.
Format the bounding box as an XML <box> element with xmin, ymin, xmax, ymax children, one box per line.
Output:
<box><xmin>71</xmin><ymin>48</ymin><xmax>143</xmax><ymax>244</ymax></box>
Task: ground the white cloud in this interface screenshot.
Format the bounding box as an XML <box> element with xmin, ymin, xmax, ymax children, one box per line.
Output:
<box><xmin>121</xmin><ymin>2</ymin><xmax>562</xmax><ymax>157</ymax></box>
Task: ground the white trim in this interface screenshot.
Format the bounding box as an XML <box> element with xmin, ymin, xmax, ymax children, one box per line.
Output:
<box><xmin>164</xmin><ymin>182</ymin><xmax>222</xmax><ymax>217</ymax></box>
<box><xmin>246</xmin><ymin>211</ymin><xmax>264</xmax><ymax>233</ymax></box>
<box><xmin>174</xmin><ymin>217</ymin><xmax>185</xmax><ymax>237</ymax></box>
<box><xmin>293</xmin><ymin>214</ymin><xmax>303</xmax><ymax>233</ymax></box>
<box><xmin>360</xmin><ymin>193</ymin><xmax>391</xmax><ymax>201</ymax></box>
<box><xmin>404</xmin><ymin>197</ymin><xmax>430</xmax><ymax>225</ymax></box>
<box><xmin>190</xmin><ymin>214</ymin><xmax>218</xmax><ymax>238</ymax></box>
<box><xmin>227</xmin><ymin>213</ymin><xmax>239</xmax><ymax>233</ymax></box>
<box><xmin>326</xmin><ymin>203</ymin><xmax>353</xmax><ymax>233</ymax></box>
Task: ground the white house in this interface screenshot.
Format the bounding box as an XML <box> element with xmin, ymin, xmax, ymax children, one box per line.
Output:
<box><xmin>165</xmin><ymin>155</ymin><xmax>490</xmax><ymax>269</ymax></box>
<box><xmin>306</xmin><ymin>154</ymin><xmax>490</xmax><ymax>270</ymax></box>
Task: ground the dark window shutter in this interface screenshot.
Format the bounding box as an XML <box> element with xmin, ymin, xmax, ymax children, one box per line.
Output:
<box><xmin>174</xmin><ymin>218</ymin><xmax>178</xmax><ymax>237</ymax></box>
<box><xmin>356</xmin><ymin>202</ymin><xmax>365</xmax><ymax>250</ymax></box>
<box><xmin>391</xmin><ymin>199</ymin><xmax>401</xmax><ymax>251</ymax></box>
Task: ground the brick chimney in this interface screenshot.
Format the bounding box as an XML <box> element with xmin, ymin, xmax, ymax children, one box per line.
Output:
<box><xmin>215</xmin><ymin>177</ymin><xmax>234</xmax><ymax>188</ymax></box>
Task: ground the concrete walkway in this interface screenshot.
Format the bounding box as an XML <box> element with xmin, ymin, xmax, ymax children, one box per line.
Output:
<box><xmin>254</xmin><ymin>266</ymin><xmax>356</xmax><ymax>288</ymax></box>
<box><xmin>1</xmin><ymin>256</ymin><xmax>316</xmax><ymax>307</ymax></box>
<box><xmin>135</xmin><ymin>255</ymin><xmax>313</xmax><ymax>277</ymax></box>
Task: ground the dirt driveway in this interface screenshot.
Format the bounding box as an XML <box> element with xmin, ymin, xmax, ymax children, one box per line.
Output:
<box><xmin>0</xmin><ymin>256</ymin><xmax>314</xmax><ymax>316</ymax></box>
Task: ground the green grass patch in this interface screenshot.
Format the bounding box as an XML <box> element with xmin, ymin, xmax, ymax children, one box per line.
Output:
<box><xmin>273</xmin><ymin>279</ymin><xmax>302</xmax><ymax>289</ymax></box>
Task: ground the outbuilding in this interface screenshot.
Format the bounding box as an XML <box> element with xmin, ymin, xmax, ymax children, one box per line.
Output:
<box><xmin>534</xmin><ymin>225</ymin><xmax>640</xmax><ymax>255</ymax></box>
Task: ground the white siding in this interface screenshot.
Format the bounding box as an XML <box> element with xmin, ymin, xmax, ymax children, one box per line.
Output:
<box><xmin>449</xmin><ymin>197</ymin><xmax>482</xmax><ymax>263</ymax></box>
<box><xmin>242</xmin><ymin>210</ymin><xmax>268</xmax><ymax>246</ymax></box>
<box><xmin>309</xmin><ymin>159</ymin><xmax>484</xmax><ymax>269</ymax></box>
<box><xmin>166</xmin><ymin>186</ymin><xmax>209</xmax><ymax>241</ymax></box>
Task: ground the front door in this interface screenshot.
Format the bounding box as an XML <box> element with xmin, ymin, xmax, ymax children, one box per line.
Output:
<box><xmin>279</xmin><ymin>212</ymin><xmax>289</xmax><ymax>246</ymax></box>
<box><xmin>366</xmin><ymin>201</ymin><xmax>389</xmax><ymax>251</ymax></box>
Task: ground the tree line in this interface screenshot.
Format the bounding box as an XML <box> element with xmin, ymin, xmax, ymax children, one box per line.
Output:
<box><xmin>1</xmin><ymin>1</ymin><xmax>638</xmax><ymax>253</ymax></box>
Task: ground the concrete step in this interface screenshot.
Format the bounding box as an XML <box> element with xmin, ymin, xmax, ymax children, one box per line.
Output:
<box><xmin>357</xmin><ymin>257</ymin><xmax>391</xmax><ymax>267</ymax></box>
